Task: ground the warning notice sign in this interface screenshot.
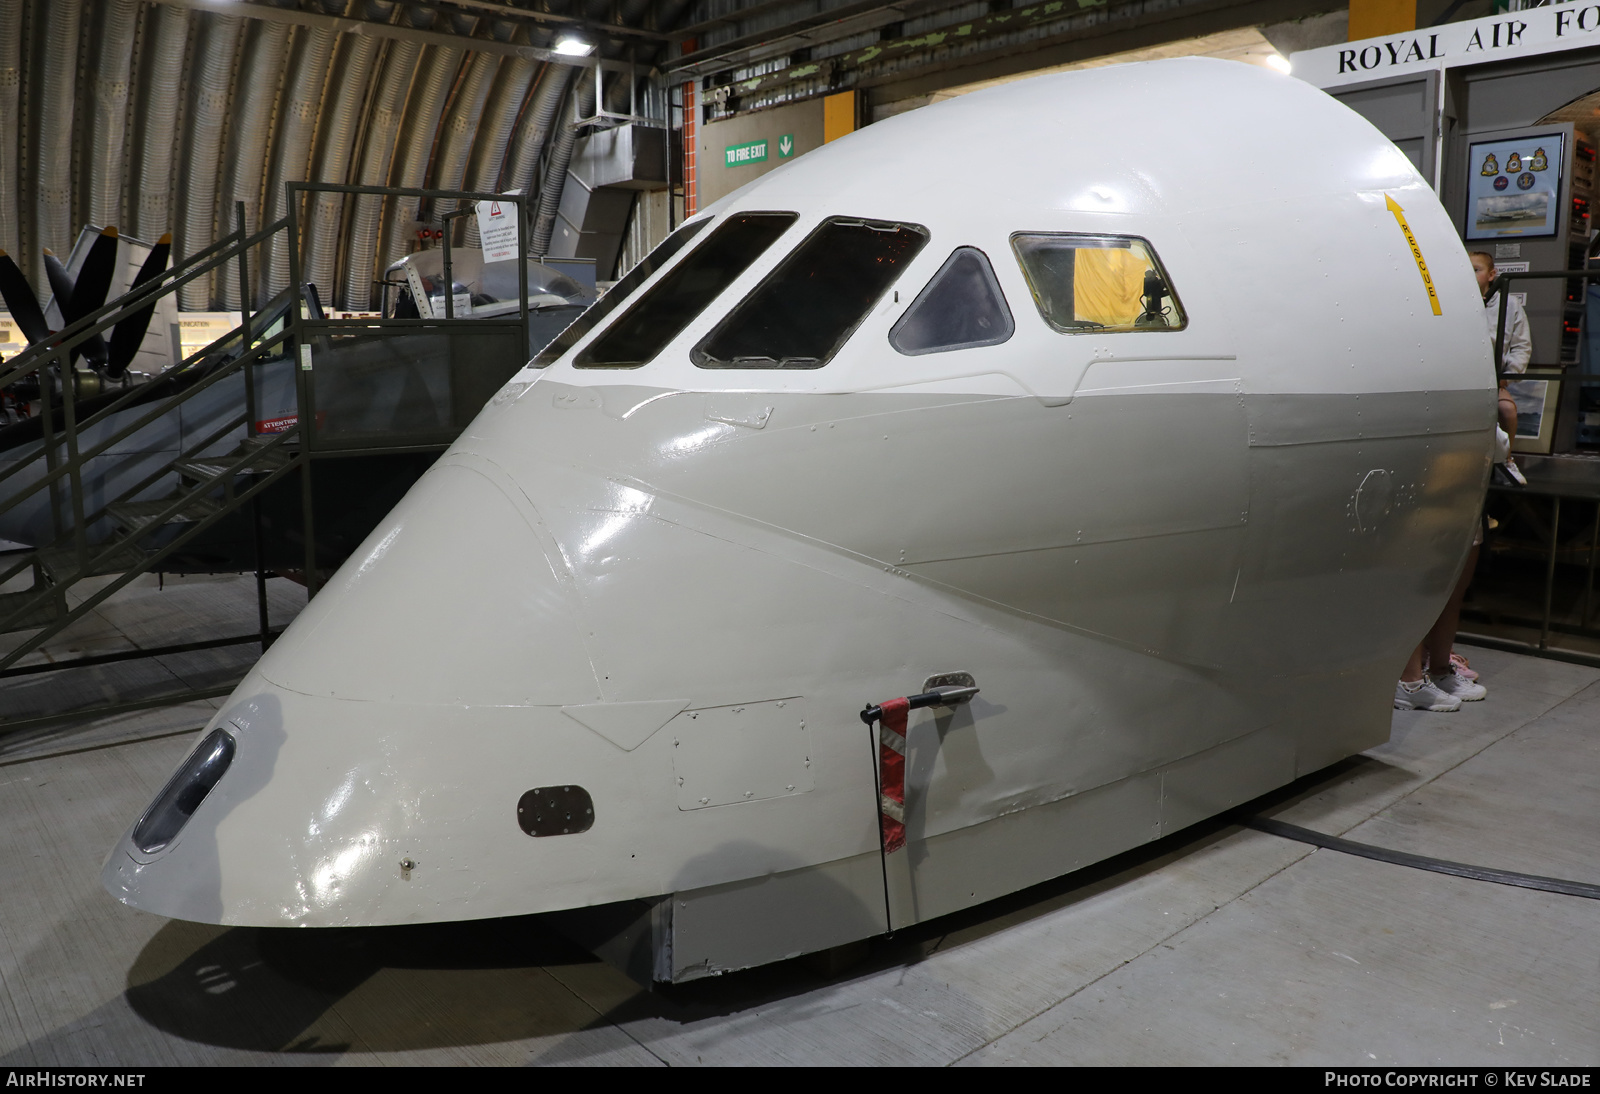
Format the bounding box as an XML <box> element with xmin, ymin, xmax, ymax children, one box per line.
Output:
<box><xmin>476</xmin><ymin>199</ymin><xmax>521</xmax><ymax>263</ymax></box>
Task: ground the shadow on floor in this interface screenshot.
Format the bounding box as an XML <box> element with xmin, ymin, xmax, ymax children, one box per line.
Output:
<box><xmin>115</xmin><ymin>756</ymin><xmax>1388</xmax><ymax>1058</ymax></box>
<box><xmin>124</xmin><ymin>915</ymin><xmax>599</xmax><ymax>1053</ymax></box>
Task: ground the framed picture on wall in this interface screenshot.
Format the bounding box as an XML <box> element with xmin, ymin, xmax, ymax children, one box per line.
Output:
<box><xmin>1508</xmin><ymin>378</ymin><xmax>1560</xmax><ymax>454</ymax></box>
<box><xmin>1465</xmin><ymin>132</ymin><xmax>1565</xmax><ymax>241</ymax></box>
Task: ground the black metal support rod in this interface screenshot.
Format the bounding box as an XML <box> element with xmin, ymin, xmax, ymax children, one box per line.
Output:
<box><xmin>1543</xmin><ymin>494</ymin><xmax>1561</xmax><ymax>651</ymax></box>
<box><xmin>1495</xmin><ymin>275</ymin><xmax>1509</xmax><ymax>372</ymax></box>
<box><xmin>238</xmin><ymin>201</ymin><xmax>270</xmax><ymax>654</ymax></box>
<box><xmin>0</xmin><ymin>629</ymin><xmax>286</xmax><ymax>679</ymax></box>
<box><xmin>443</xmin><ymin>215</ymin><xmax>455</xmax><ymax>320</ymax></box>
<box><xmin>440</xmin><ymin>206</ymin><xmax>477</xmax><ymax>322</ymax></box>
<box><xmin>38</xmin><ymin>355</ymin><xmax>62</xmax><ymax>543</ymax></box>
<box><xmin>1458</xmin><ymin>630</ymin><xmax>1600</xmax><ymax>669</ymax></box>
<box><xmin>287</xmin><ymin>186</ymin><xmax>320</xmax><ymax>600</ymax></box>
<box><xmin>0</xmin><ymin>683</ymin><xmax>241</xmax><ymax>737</ymax></box>
<box><xmin>56</xmin><ymin>347</ymin><xmax>89</xmax><ymax>575</ymax></box>
<box><xmin>1586</xmin><ymin>500</ymin><xmax>1600</xmax><ymax>631</ymax></box>
<box><xmin>517</xmin><ymin>195</ymin><xmax>529</xmax><ymax>351</ymax></box>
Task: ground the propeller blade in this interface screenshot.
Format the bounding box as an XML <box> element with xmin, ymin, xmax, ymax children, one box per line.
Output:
<box><xmin>0</xmin><ymin>250</ymin><xmax>50</xmax><ymax>345</ymax></box>
<box><xmin>67</xmin><ymin>227</ymin><xmax>119</xmax><ymax>323</ymax></box>
<box><xmin>42</xmin><ymin>249</ymin><xmax>108</xmax><ymax>369</ymax></box>
<box><xmin>41</xmin><ymin>249</ymin><xmax>74</xmax><ymax>313</ymax></box>
<box><xmin>106</xmin><ymin>233</ymin><xmax>171</xmax><ymax>377</ymax></box>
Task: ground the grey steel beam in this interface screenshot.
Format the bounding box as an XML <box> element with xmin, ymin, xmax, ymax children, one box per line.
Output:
<box><xmin>696</xmin><ymin>0</ymin><xmax>1325</xmax><ymax>104</ymax></box>
<box><xmin>667</xmin><ymin>0</ymin><xmax>959</xmax><ymax>77</ymax></box>
<box><xmin>673</xmin><ymin>0</ymin><xmax>863</xmax><ymax>39</ymax></box>
<box><xmin>148</xmin><ymin>0</ymin><xmax>669</xmax><ymax>66</ymax></box>
<box><xmin>404</xmin><ymin>0</ymin><xmax>676</xmax><ymax>41</ymax></box>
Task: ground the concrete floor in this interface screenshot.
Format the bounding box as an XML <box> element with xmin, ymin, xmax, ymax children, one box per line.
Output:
<box><xmin>0</xmin><ymin>578</ymin><xmax>1594</xmax><ymax>1066</ymax></box>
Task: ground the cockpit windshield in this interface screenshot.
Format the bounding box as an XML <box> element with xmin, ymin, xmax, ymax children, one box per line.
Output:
<box><xmin>573</xmin><ymin>213</ymin><xmax>798</xmax><ymax>368</ymax></box>
<box><xmin>532</xmin><ymin>217</ymin><xmax>718</xmax><ymax>368</ymax></box>
<box><xmin>693</xmin><ymin>218</ymin><xmax>928</xmax><ymax>369</ymax></box>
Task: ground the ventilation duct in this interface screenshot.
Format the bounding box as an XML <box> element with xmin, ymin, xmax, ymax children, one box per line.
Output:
<box><xmin>549</xmin><ymin>124</ymin><xmax>668</xmax><ymax>275</ymax></box>
<box><xmin>502</xmin><ymin>65</ymin><xmax>571</xmax><ymax>198</ymax></box>
<box><xmin>530</xmin><ymin>80</ymin><xmax>592</xmax><ymax>257</ymax></box>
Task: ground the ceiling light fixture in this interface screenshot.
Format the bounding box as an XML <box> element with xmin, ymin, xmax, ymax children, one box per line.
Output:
<box><xmin>554</xmin><ymin>36</ymin><xmax>595</xmax><ymax>56</ymax></box>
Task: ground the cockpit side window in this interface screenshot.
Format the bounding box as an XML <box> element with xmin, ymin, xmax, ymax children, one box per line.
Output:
<box><xmin>573</xmin><ymin>212</ymin><xmax>798</xmax><ymax>368</ymax></box>
<box><xmin>532</xmin><ymin>217</ymin><xmax>713</xmax><ymax>367</ymax></box>
<box><xmin>1010</xmin><ymin>234</ymin><xmax>1185</xmax><ymax>334</ymax></box>
<box><xmin>693</xmin><ymin>218</ymin><xmax>929</xmax><ymax>369</ymax></box>
<box><xmin>889</xmin><ymin>247</ymin><xmax>1014</xmax><ymax>356</ymax></box>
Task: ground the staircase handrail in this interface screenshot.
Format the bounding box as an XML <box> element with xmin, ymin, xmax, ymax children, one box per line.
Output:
<box><xmin>0</xmin><ymin>215</ymin><xmax>289</xmax><ymax>391</ymax></box>
<box><xmin>0</xmin><ymin>426</ymin><xmax>305</xmax><ymax>669</ymax></box>
<box><xmin>0</xmin><ymin>320</ymin><xmax>293</xmax><ymax>521</ymax></box>
<box><xmin>0</xmin><ymin>404</ymin><xmax>254</xmax><ymax>595</ymax></box>
<box><xmin>0</xmin><ymin>284</ymin><xmax>296</xmax><ymax>480</ymax></box>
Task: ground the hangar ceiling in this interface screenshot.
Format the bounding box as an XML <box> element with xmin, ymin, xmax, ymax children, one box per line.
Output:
<box><xmin>0</xmin><ymin>0</ymin><xmax>1345</xmax><ymax>313</ymax></box>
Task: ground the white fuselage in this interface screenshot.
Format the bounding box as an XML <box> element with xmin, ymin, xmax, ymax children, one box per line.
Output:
<box><xmin>103</xmin><ymin>59</ymin><xmax>1494</xmax><ymax>975</ymax></box>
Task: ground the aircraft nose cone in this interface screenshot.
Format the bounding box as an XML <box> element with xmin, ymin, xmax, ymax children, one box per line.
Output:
<box><xmin>256</xmin><ymin>457</ymin><xmax>600</xmax><ymax>706</ymax></box>
<box><xmin>102</xmin><ymin>458</ymin><xmax>607</xmax><ymax>926</ymax></box>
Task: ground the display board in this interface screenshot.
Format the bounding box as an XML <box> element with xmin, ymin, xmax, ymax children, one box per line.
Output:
<box><xmin>1466</xmin><ymin>132</ymin><xmax>1565</xmax><ymax>240</ymax></box>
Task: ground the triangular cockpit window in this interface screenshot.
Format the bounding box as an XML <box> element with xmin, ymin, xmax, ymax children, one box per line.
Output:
<box><xmin>889</xmin><ymin>246</ymin><xmax>1015</xmax><ymax>356</ymax></box>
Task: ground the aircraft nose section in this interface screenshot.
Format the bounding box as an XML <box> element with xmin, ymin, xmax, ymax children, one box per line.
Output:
<box><xmin>255</xmin><ymin>456</ymin><xmax>600</xmax><ymax>707</ymax></box>
<box><xmin>102</xmin><ymin>457</ymin><xmax>609</xmax><ymax>926</ymax></box>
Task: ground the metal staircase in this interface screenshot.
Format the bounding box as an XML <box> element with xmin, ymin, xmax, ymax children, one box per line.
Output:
<box><xmin>0</xmin><ymin>264</ymin><xmax>300</xmax><ymax>671</ymax></box>
<box><xmin>0</xmin><ymin>186</ymin><xmax>537</xmax><ymax>723</ymax></box>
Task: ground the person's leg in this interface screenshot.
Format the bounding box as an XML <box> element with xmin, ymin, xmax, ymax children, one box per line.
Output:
<box><xmin>1425</xmin><ymin>545</ymin><xmax>1485</xmax><ymax>701</ymax></box>
<box><xmin>1428</xmin><ymin>545</ymin><xmax>1478</xmax><ymax>674</ymax></box>
<box><xmin>1401</xmin><ymin>643</ymin><xmax>1425</xmax><ymax>684</ymax></box>
<box><xmin>1498</xmin><ymin>389</ymin><xmax>1518</xmax><ymax>440</ymax></box>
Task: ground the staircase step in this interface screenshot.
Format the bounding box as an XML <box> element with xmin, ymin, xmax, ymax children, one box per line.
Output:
<box><xmin>174</xmin><ymin>441</ymin><xmax>292</xmax><ymax>484</ymax></box>
<box><xmin>36</xmin><ymin>541</ymin><xmax>151</xmax><ymax>582</ymax></box>
<box><xmin>0</xmin><ymin>588</ymin><xmax>62</xmax><ymax>631</ymax></box>
<box><xmin>106</xmin><ymin>494</ymin><xmax>224</xmax><ymax>535</ymax></box>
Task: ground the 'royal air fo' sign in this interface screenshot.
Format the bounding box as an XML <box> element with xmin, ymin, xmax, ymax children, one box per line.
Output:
<box><xmin>1292</xmin><ymin>4</ymin><xmax>1600</xmax><ymax>88</ymax></box>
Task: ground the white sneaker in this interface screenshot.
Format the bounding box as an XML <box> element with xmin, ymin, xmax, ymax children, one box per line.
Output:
<box><xmin>1395</xmin><ymin>677</ymin><xmax>1462</xmax><ymax>711</ymax></box>
<box><xmin>1431</xmin><ymin>670</ymin><xmax>1486</xmax><ymax>701</ymax></box>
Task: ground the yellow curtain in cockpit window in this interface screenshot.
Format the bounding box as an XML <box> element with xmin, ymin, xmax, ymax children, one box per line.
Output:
<box><xmin>1073</xmin><ymin>246</ymin><xmax>1148</xmax><ymax>327</ymax></box>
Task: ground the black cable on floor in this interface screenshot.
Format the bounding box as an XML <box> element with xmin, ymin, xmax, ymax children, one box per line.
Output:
<box><xmin>1239</xmin><ymin>813</ymin><xmax>1600</xmax><ymax>901</ymax></box>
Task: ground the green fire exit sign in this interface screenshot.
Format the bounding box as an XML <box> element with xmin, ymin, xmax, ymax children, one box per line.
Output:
<box><xmin>725</xmin><ymin>139</ymin><xmax>768</xmax><ymax>167</ymax></box>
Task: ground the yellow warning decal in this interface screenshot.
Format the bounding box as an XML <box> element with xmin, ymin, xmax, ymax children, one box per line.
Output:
<box><xmin>1386</xmin><ymin>194</ymin><xmax>1442</xmax><ymax>316</ymax></box>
